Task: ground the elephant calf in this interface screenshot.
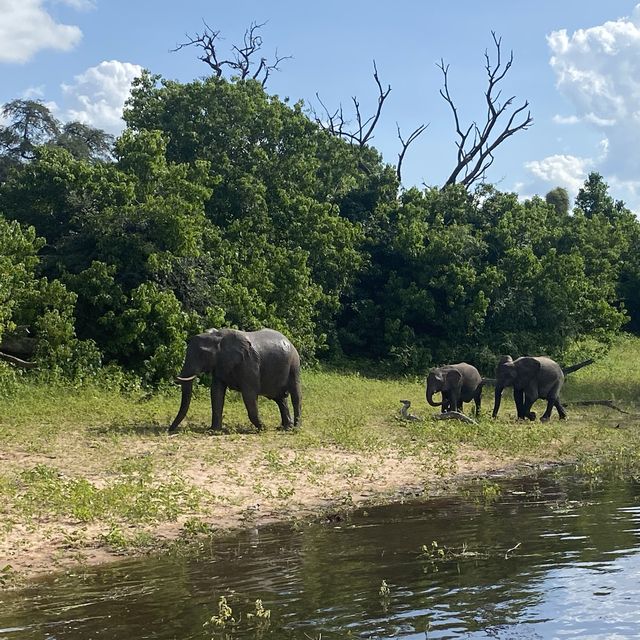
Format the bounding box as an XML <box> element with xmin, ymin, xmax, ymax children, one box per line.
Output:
<box><xmin>492</xmin><ymin>355</ymin><xmax>566</xmax><ymax>422</ymax></box>
<box><xmin>169</xmin><ymin>328</ymin><xmax>302</xmax><ymax>433</ymax></box>
<box><xmin>426</xmin><ymin>363</ymin><xmax>483</xmax><ymax>416</ymax></box>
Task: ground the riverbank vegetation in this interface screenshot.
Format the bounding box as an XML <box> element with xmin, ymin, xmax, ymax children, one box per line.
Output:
<box><xmin>1</xmin><ymin>335</ymin><xmax>639</xmax><ymax>580</ymax></box>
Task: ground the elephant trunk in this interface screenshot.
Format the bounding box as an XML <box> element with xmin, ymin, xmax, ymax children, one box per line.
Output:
<box><xmin>492</xmin><ymin>386</ymin><xmax>503</xmax><ymax>418</ymax></box>
<box><xmin>169</xmin><ymin>379</ymin><xmax>193</xmax><ymax>433</ymax></box>
<box><xmin>426</xmin><ymin>378</ymin><xmax>443</xmax><ymax>407</ymax></box>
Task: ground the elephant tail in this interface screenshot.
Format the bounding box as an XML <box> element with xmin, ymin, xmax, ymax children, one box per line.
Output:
<box><xmin>562</xmin><ymin>359</ymin><xmax>595</xmax><ymax>376</ymax></box>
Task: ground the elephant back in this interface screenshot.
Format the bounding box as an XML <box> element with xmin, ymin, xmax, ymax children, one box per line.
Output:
<box><xmin>247</xmin><ymin>329</ymin><xmax>300</xmax><ymax>396</ymax></box>
<box><xmin>448</xmin><ymin>362</ymin><xmax>482</xmax><ymax>386</ymax></box>
<box><xmin>532</xmin><ymin>356</ymin><xmax>564</xmax><ymax>396</ymax></box>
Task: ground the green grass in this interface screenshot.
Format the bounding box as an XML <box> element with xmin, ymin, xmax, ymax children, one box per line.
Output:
<box><xmin>1</xmin><ymin>334</ymin><xmax>640</xmax><ymax>576</ymax></box>
<box><xmin>13</xmin><ymin>463</ymin><xmax>203</xmax><ymax>523</ymax></box>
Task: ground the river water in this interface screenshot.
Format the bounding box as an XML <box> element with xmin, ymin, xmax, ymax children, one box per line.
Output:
<box><xmin>2</xmin><ymin>469</ymin><xmax>640</xmax><ymax>639</ymax></box>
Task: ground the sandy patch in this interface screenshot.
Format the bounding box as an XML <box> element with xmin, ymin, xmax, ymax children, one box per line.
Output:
<box><xmin>0</xmin><ymin>436</ymin><xmax>533</xmax><ymax>583</ymax></box>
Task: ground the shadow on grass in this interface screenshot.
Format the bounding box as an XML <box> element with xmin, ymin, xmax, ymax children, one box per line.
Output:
<box><xmin>87</xmin><ymin>421</ymin><xmax>266</xmax><ymax>437</ymax></box>
<box><xmin>87</xmin><ymin>422</ymin><xmax>172</xmax><ymax>437</ymax></box>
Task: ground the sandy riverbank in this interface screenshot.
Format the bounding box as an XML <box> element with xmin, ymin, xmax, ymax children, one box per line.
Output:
<box><xmin>2</xmin><ymin>339</ymin><xmax>638</xmax><ymax>583</ymax></box>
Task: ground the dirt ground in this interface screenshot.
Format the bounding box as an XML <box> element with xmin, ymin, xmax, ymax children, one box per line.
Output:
<box><xmin>0</xmin><ymin>436</ymin><xmax>528</xmax><ymax>582</ymax></box>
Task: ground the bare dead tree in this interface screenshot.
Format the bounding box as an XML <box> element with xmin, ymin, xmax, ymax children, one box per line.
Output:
<box><xmin>439</xmin><ymin>32</ymin><xmax>533</xmax><ymax>189</ymax></box>
<box><xmin>312</xmin><ymin>61</ymin><xmax>427</xmax><ymax>182</ymax></box>
<box><xmin>312</xmin><ymin>61</ymin><xmax>391</xmax><ymax>147</ymax></box>
<box><xmin>397</xmin><ymin>122</ymin><xmax>428</xmax><ymax>182</ymax></box>
<box><xmin>172</xmin><ymin>21</ymin><xmax>291</xmax><ymax>87</ymax></box>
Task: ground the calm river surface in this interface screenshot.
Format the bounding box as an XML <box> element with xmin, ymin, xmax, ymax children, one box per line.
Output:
<box><xmin>2</xmin><ymin>469</ymin><xmax>640</xmax><ymax>639</ymax></box>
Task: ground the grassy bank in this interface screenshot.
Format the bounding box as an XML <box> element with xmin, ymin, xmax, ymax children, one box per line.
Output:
<box><xmin>1</xmin><ymin>336</ymin><xmax>640</xmax><ymax>582</ymax></box>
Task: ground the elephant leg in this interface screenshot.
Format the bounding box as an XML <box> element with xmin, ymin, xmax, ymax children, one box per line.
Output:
<box><xmin>441</xmin><ymin>392</ymin><xmax>450</xmax><ymax>413</ymax></box>
<box><xmin>242</xmin><ymin>390</ymin><xmax>265</xmax><ymax>431</ymax></box>
<box><xmin>540</xmin><ymin>398</ymin><xmax>555</xmax><ymax>422</ymax></box>
<box><xmin>289</xmin><ymin>370</ymin><xmax>302</xmax><ymax>427</ymax></box>
<box><xmin>211</xmin><ymin>381</ymin><xmax>226</xmax><ymax>431</ymax></box>
<box><xmin>522</xmin><ymin>395</ymin><xmax>537</xmax><ymax>421</ymax></box>
<box><xmin>473</xmin><ymin>386</ymin><xmax>482</xmax><ymax>416</ymax></box>
<box><xmin>555</xmin><ymin>399</ymin><xmax>567</xmax><ymax>420</ymax></box>
<box><xmin>276</xmin><ymin>396</ymin><xmax>293</xmax><ymax>430</ymax></box>
<box><xmin>513</xmin><ymin>388</ymin><xmax>525</xmax><ymax>419</ymax></box>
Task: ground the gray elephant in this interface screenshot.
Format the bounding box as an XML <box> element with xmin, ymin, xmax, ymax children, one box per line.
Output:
<box><xmin>426</xmin><ymin>363</ymin><xmax>483</xmax><ymax>415</ymax></box>
<box><xmin>169</xmin><ymin>328</ymin><xmax>302</xmax><ymax>433</ymax></box>
<box><xmin>492</xmin><ymin>355</ymin><xmax>566</xmax><ymax>422</ymax></box>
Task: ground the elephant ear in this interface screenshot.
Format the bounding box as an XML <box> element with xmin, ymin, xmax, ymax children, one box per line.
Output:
<box><xmin>444</xmin><ymin>368</ymin><xmax>462</xmax><ymax>390</ymax></box>
<box><xmin>217</xmin><ymin>330</ymin><xmax>257</xmax><ymax>376</ymax></box>
<box><xmin>517</xmin><ymin>357</ymin><xmax>541</xmax><ymax>384</ymax></box>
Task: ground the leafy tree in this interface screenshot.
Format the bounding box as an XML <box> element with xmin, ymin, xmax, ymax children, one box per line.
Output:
<box><xmin>575</xmin><ymin>172</ymin><xmax>625</xmax><ymax>219</ymax></box>
<box><xmin>0</xmin><ymin>100</ymin><xmax>60</xmax><ymax>161</ymax></box>
<box><xmin>545</xmin><ymin>187</ymin><xmax>569</xmax><ymax>216</ymax></box>
<box><xmin>574</xmin><ymin>173</ymin><xmax>640</xmax><ymax>333</ymax></box>
<box><xmin>123</xmin><ymin>73</ymin><xmax>374</xmax><ymax>353</ymax></box>
<box><xmin>54</xmin><ymin>121</ymin><xmax>115</xmax><ymax>162</ymax></box>
<box><xmin>0</xmin><ymin>145</ymin><xmax>133</xmax><ymax>250</ymax></box>
<box><xmin>340</xmin><ymin>182</ymin><xmax>629</xmax><ymax>370</ymax></box>
<box><xmin>0</xmin><ymin>101</ymin><xmax>114</xmax><ymax>184</ymax></box>
<box><xmin>0</xmin><ymin>214</ymin><xmax>100</xmax><ymax>376</ymax></box>
<box><xmin>1</xmin><ymin>73</ymin><xmax>638</xmax><ymax>383</ymax></box>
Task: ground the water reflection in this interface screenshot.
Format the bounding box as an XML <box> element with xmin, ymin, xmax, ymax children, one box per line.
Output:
<box><xmin>2</xmin><ymin>470</ymin><xmax>640</xmax><ymax>639</ymax></box>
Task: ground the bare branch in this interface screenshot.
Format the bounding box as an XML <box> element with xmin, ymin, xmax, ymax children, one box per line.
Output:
<box><xmin>311</xmin><ymin>93</ymin><xmax>354</xmax><ymax>142</ymax></box>
<box><xmin>172</xmin><ymin>21</ymin><xmax>290</xmax><ymax>87</ymax></box>
<box><xmin>360</xmin><ymin>61</ymin><xmax>391</xmax><ymax>145</ymax></box>
<box><xmin>257</xmin><ymin>49</ymin><xmax>292</xmax><ymax>87</ymax></box>
<box><xmin>0</xmin><ymin>351</ymin><xmax>36</xmax><ymax>369</ymax></box>
<box><xmin>313</xmin><ymin>60</ymin><xmax>392</xmax><ymax>149</ymax></box>
<box><xmin>396</xmin><ymin>122</ymin><xmax>428</xmax><ymax>183</ymax></box>
<box><xmin>440</xmin><ymin>33</ymin><xmax>533</xmax><ymax>190</ymax></box>
<box><xmin>172</xmin><ymin>21</ymin><xmax>230</xmax><ymax>77</ymax></box>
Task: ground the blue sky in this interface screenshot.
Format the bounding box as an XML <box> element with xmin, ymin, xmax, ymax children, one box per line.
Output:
<box><xmin>2</xmin><ymin>1</ymin><xmax>640</xmax><ymax>208</ymax></box>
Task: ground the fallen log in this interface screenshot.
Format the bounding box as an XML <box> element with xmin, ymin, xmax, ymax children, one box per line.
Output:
<box><xmin>563</xmin><ymin>400</ymin><xmax>631</xmax><ymax>415</ymax></box>
<box><xmin>0</xmin><ymin>351</ymin><xmax>36</xmax><ymax>369</ymax></box>
<box><xmin>433</xmin><ymin>411</ymin><xmax>478</xmax><ymax>426</ymax></box>
<box><xmin>399</xmin><ymin>400</ymin><xmax>420</xmax><ymax>421</ymax></box>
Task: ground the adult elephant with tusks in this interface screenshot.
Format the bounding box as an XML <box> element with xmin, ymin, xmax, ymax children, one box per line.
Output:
<box><xmin>492</xmin><ymin>355</ymin><xmax>566</xmax><ymax>422</ymax></box>
<box><xmin>169</xmin><ymin>328</ymin><xmax>302</xmax><ymax>434</ymax></box>
<box><xmin>426</xmin><ymin>363</ymin><xmax>483</xmax><ymax>415</ymax></box>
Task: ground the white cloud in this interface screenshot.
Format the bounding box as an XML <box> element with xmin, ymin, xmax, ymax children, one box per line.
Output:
<box><xmin>22</xmin><ymin>85</ymin><xmax>46</xmax><ymax>99</ymax></box>
<box><xmin>524</xmin><ymin>6</ymin><xmax>640</xmax><ymax>210</ymax></box>
<box><xmin>59</xmin><ymin>60</ymin><xmax>143</xmax><ymax>133</ymax></box>
<box><xmin>547</xmin><ymin>5</ymin><xmax>640</xmax><ymax>180</ymax></box>
<box><xmin>525</xmin><ymin>154</ymin><xmax>594</xmax><ymax>196</ymax></box>
<box><xmin>553</xmin><ymin>114</ymin><xmax>580</xmax><ymax>125</ymax></box>
<box><xmin>54</xmin><ymin>0</ymin><xmax>95</xmax><ymax>9</ymax></box>
<box><xmin>0</xmin><ymin>0</ymin><xmax>82</xmax><ymax>63</ymax></box>
<box><xmin>583</xmin><ymin>112</ymin><xmax>616</xmax><ymax>127</ymax></box>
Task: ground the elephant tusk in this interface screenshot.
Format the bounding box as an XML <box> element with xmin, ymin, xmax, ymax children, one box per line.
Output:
<box><xmin>176</xmin><ymin>375</ymin><xmax>197</xmax><ymax>382</ymax></box>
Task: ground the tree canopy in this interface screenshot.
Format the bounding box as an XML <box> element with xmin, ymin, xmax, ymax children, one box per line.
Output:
<box><xmin>0</xmin><ymin>74</ymin><xmax>638</xmax><ymax>383</ymax></box>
